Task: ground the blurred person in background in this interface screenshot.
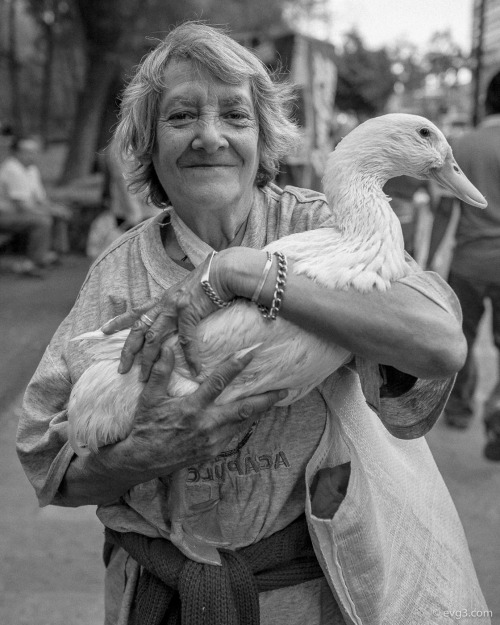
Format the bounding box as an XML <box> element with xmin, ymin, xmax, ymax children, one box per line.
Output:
<box><xmin>383</xmin><ymin>175</ymin><xmax>430</xmax><ymax>258</ymax></box>
<box><xmin>16</xmin><ymin>23</ymin><xmax>486</xmax><ymax>624</ymax></box>
<box><xmin>87</xmin><ymin>148</ymin><xmax>157</xmax><ymax>259</ymax></box>
<box><xmin>427</xmin><ymin>71</ymin><xmax>500</xmax><ymax>461</ymax></box>
<box><xmin>0</xmin><ymin>135</ymin><xmax>72</xmax><ymax>275</ymax></box>
<box><xmin>0</xmin><ymin>137</ymin><xmax>54</xmax><ymax>277</ymax></box>
<box><xmin>105</xmin><ymin>147</ymin><xmax>158</xmax><ymax>230</ymax></box>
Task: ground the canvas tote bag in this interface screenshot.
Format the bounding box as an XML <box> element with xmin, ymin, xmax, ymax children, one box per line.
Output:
<box><xmin>305</xmin><ymin>366</ymin><xmax>490</xmax><ymax>625</ymax></box>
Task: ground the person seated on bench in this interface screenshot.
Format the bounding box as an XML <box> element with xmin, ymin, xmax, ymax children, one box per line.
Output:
<box><xmin>0</xmin><ymin>136</ymin><xmax>72</xmax><ymax>276</ymax></box>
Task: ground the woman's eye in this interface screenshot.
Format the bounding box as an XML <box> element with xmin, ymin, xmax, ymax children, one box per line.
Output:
<box><xmin>224</xmin><ymin>111</ymin><xmax>253</xmax><ymax>125</ymax></box>
<box><xmin>167</xmin><ymin>112</ymin><xmax>196</xmax><ymax>122</ymax></box>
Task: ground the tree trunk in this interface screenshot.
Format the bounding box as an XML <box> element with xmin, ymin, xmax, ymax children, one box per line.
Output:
<box><xmin>95</xmin><ymin>71</ymin><xmax>124</xmax><ymax>156</ymax></box>
<box><xmin>7</xmin><ymin>0</ymin><xmax>24</xmax><ymax>134</ymax></box>
<box><xmin>39</xmin><ymin>17</ymin><xmax>55</xmax><ymax>144</ymax></box>
<box><xmin>59</xmin><ymin>48</ymin><xmax>120</xmax><ymax>184</ymax></box>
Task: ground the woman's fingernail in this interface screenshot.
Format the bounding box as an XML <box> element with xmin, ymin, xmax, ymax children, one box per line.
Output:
<box><xmin>236</xmin><ymin>352</ymin><xmax>252</xmax><ymax>364</ymax></box>
<box><xmin>235</xmin><ymin>343</ymin><xmax>262</xmax><ymax>363</ymax></box>
<box><xmin>117</xmin><ymin>363</ymin><xmax>124</xmax><ymax>374</ymax></box>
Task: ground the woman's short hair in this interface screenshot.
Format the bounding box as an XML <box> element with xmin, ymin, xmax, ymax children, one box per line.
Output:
<box><xmin>113</xmin><ymin>21</ymin><xmax>300</xmax><ymax>207</ymax></box>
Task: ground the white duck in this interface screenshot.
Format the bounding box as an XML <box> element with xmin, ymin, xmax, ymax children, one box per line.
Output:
<box><xmin>68</xmin><ymin>113</ymin><xmax>487</xmax><ymax>565</ymax></box>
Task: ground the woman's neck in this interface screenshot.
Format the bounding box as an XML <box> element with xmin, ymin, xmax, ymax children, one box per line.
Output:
<box><xmin>171</xmin><ymin>202</ymin><xmax>252</xmax><ymax>251</ymax></box>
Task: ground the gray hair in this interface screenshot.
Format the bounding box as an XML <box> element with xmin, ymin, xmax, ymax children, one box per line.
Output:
<box><xmin>113</xmin><ymin>21</ymin><xmax>300</xmax><ymax>207</ymax></box>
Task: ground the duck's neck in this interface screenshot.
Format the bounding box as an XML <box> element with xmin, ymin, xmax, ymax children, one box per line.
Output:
<box><xmin>325</xmin><ymin>165</ymin><xmax>397</xmax><ymax>237</ymax></box>
<box><xmin>321</xmin><ymin>161</ymin><xmax>408</xmax><ymax>287</ymax></box>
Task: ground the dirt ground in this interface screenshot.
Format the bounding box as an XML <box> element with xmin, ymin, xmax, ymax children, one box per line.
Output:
<box><xmin>0</xmin><ymin>254</ymin><xmax>499</xmax><ymax>624</ymax></box>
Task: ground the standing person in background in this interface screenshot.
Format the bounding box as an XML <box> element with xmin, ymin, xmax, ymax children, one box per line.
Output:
<box><xmin>427</xmin><ymin>71</ymin><xmax>500</xmax><ymax>461</ymax></box>
<box><xmin>86</xmin><ymin>148</ymin><xmax>157</xmax><ymax>259</ymax></box>
<box><xmin>104</xmin><ymin>147</ymin><xmax>158</xmax><ymax>231</ymax></box>
<box><xmin>383</xmin><ymin>175</ymin><xmax>430</xmax><ymax>258</ymax></box>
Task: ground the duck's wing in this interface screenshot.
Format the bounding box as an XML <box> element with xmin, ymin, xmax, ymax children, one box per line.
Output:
<box><xmin>185</xmin><ymin>299</ymin><xmax>351</xmax><ymax>406</ymax></box>
<box><xmin>70</xmin><ymin>329</ymin><xmax>130</xmax><ymax>360</ymax></box>
<box><xmin>68</xmin><ymin>358</ymin><xmax>143</xmax><ymax>455</ymax></box>
<box><xmin>164</xmin><ymin>229</ymin><xmax>356</xmax><ymax>404</ymax></box>
<box><xmin>262</xmin><ymin>228</ymin><xmax>369</xmax><ymax>291</ymax></box>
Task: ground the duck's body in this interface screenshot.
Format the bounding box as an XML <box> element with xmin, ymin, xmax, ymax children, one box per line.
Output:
<box><xmin>68</xmin><ymin>114</ymin><xmax>487</xmax><ymax>565</ymax></box>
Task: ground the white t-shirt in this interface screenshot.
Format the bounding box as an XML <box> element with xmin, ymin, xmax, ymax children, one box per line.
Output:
<box><xmin>0</xmin><ymin>157</ymin><xmax>47</xmax><ymax>211</ymax></box>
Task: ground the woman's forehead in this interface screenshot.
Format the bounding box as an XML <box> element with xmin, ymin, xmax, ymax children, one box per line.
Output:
<box><xmin>159</xmin><ymin>59</ymin><xmax>253</xmax><ymax>108</ymax></box>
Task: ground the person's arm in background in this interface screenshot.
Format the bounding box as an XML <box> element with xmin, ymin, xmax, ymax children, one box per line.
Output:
<box><xmin>29</xmin><ymin>166</ymin><xmax>72</xmax><ymax>221</ymax></box>
<box><xmin>426</xmin><ymin>194</ymin><xmax>457</xmax><ymax>269</ymax></box>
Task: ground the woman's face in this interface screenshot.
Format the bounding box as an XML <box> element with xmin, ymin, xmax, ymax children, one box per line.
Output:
<box><xmin>153</xmin><ymin>59</ymin><xmax>260</xmax><ymax>219</ymax></box>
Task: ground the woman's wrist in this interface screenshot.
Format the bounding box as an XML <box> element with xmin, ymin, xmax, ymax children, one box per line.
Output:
<box><xmin>60</xmin><ymin>436</ymin><xmax>183</xmax><ymax>506</ymax></box>
<box><xmin>211</xmin><ymin>248</ymin><xmax>268</xmax><ymax>301</ymax></box>
<box><xmin>211</xmin><ymin>247</ymin><xmax>291</xmax><ymax>310</ymax></box>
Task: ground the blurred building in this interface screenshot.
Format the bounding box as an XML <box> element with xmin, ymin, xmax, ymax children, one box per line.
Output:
<box><xmin>236</xmin><ymin>31</ymin><xmax>338</xmax><ymax>190</ymax></box>
<box><xmin>472</xmin><ymin>0</ymin><xmax>500</xmax><ymax>120</ymax></box>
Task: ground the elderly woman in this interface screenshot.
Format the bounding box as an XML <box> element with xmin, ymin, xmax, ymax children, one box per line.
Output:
<box><xmin>17</xmin><ymin>22</ymin><xmax>487</xmax><ymax>625</ymax></box>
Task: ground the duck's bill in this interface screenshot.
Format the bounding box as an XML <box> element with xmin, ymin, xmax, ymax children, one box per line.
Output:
<box><xmin>429</xmin><ymin>155</ymin><xmax>487</xmax><ymax>208</ymax></box>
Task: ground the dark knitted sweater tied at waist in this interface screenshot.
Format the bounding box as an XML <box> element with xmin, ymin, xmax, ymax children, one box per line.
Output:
<box><xmin>105</xmin><ymin>514</ymin><xmax>323</xmax><ymax>625</ymax></box>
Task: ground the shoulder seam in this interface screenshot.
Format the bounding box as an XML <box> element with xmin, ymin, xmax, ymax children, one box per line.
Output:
<box><xmin>282</xmin><ymin>185</ymin><xmax>327</xmax><ymax>204</ymax></box>
<box><xmin>78</xmin><ymin>219</ymin><xmax>151</xmax><ymax>293</ymax></box>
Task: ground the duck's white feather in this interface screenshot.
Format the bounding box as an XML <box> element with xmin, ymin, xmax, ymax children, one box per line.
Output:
<box><xmin>67</xmin><ymin>112</ymin><xmax>487</xmax><ymax>565</ymax></box>
<box><xmin>68</xmin><ymin>114</ymin><xmax>468</xmax><ymax>449</ymax></box>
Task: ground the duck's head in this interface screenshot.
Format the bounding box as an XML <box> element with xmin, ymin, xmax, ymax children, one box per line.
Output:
<box><xmin>328</xmin><ymin>113</ymin><xmax>487</xmax><ymax>208</ymax></box>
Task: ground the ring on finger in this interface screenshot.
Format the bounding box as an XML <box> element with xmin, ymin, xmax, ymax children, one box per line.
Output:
<box><xmin>140</xmin><ymin>313</ymin><xmax>155</xmax><ymax>327</ymax></box>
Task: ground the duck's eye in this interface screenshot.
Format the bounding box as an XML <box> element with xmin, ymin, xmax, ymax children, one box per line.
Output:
<box><xmin>419</xmin><ymin>127</ymin><xmax>431</xmax><ymax>138</ymax></box>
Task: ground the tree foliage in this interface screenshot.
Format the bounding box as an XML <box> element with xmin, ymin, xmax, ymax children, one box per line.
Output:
<box><xmin>3</xmin><ymin>0</ymin><xmax>470</xmax><ymax>184</ymax></box>
<box><xmin>387</xmin><ymin>40</ymin><xmax>427</xmax><ymax>94</ymax></box>
<box><xmin>334</xmin><ymin>30</ymin><xmax>396</xmax><ymax>119</ymax></box>
<box><xmin>58</xmin><ymin>0</ymin><xmax>212</xmax><ymax>182</ymax></box>
<box><xmin>33</xmin><ymin>0</ymin><xmax>289</xmax><ymax>182</ymax></box>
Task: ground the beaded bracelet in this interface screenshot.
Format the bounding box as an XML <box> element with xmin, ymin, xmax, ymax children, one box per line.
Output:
<box><xmin>258</xmin><ymin>251</ymin><xmax>287</xmax><ymax>320</ymax></box>
<box><xmin>200</xmin><ymin>251</ymin><xmax>234</xmax><ymax>309</ymax></box>
<box><xmin>251</xmin><ymin>251</ymin><xmax>273</xmax><ymax>303</ymax></box>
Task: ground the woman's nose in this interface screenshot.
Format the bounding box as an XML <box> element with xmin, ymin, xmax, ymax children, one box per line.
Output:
<box><xmin>191</xmin><ymin>118</ymin><xmax>229</xmax><ymax>153</ymax></box>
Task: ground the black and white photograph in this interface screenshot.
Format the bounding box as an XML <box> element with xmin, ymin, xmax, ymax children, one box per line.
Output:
<box><xmin>0</xmin><ymin>1</ymin><xmax>498</xmax><ymax>623</ymax></box>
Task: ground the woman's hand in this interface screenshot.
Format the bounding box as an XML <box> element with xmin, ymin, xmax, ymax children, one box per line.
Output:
<box><xmin>124</xmin><ymin>345</ymin><xmax>287</xmax><ymax>475</ymax></box>
<box><xmin>59</xmin><ymin>345</ymin><xmax>286</xmax><ymax>506</ymax></box>
<box><xmin>101</xmin><ymin>248</ymin><xmax>269</xmax><ymax>380</ymax></box>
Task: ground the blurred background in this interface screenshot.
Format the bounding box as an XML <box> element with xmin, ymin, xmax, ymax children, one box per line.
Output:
<box><xmin>0</xmin><ymin>0</ymin><xmax>494</xmax><ymax>183</ymax></box>
<box><xmin>0</xmin><ymin>1</ymin><xmax>499</xmax><ymax>623</ymax></box>
<box><xmin>0</xmin><ymin>0</ymin><xmax>496</xmax><ymax>255</ymax></box>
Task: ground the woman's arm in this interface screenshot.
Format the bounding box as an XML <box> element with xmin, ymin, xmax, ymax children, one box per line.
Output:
<box><xmin>222</xmin><ymin>248</ymin><xmax>465</xmax><ymax>379</ymax></box>
<box><xmin>104</xmin><ymin>247</ymin><xmax>465</xmax><ymax>382</ymax></box>
<box><xmin>266</xmin><ymin>271</ymin><xmax>464</xmax><ymax>379</ymax></box>
<box><xmin>58</xmin><ymin>348</ymin><xmax>285</xmax><ymax>507</ymax></box>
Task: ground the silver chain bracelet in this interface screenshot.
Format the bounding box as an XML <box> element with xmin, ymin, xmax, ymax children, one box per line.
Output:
<box><xmin>258</xmin><ymin>251</ymin><xmax>287</xmax><ymax>320</ymax></box>
<box><xmin>200</xmin><ymin>251</ymin><xmax>234</xmax><ymax>309</ymax></box>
